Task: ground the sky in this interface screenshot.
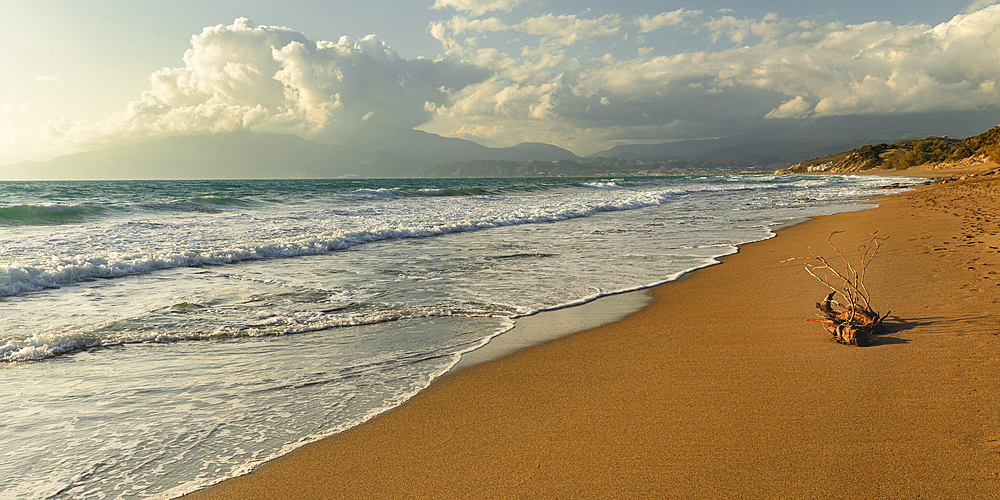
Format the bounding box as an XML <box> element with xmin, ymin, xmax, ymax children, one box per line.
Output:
<box><xmin>1</xmin><ymin>0</ymin><xmax>998</xmax><ymax>164</ymax></box>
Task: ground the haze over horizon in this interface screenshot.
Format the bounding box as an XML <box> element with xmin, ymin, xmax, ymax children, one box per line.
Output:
<box><xmin>3</xmin><ymin>0</ymin><xmax>1000</xmax><ymax>172</ymax></box>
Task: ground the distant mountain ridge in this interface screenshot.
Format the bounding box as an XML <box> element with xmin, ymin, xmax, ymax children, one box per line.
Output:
<box><xmin>0</xmin><ymin>130</ymin><xmax>579</xmax><ymax>180</ymax></box>
<box><xmin>586</xmin><ymin>122</ymin><xmax>805</xmax><ymax>160</ymax></box>
<box><xmin>353</xmin><ymin>127</ymin><xmax>579</xmax><ymax>167</ymax></box>
<box><xmin>1</xmin><ymin>132</ymin><xmax>391</xmax><ymax>180</ymax></box>
<box><xmin>426</xmin><ymin>157</ymin><xmax>742</xmax><ymax>178</ymax></box>
<box><xmin>4</xmin><ymin>107</ymin><xmax>1000</xmax><ymax>179</ymax></box>
<box><xmin>586</xmin><ymin>108</ymin><xmax>1000</xmax><ymax>172</ymax></box>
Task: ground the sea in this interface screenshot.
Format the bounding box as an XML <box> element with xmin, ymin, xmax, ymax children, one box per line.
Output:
<box><xmin>0</xmin><ymin>175</ymin><xmax>924</xmax><ymax>499</ymax></box>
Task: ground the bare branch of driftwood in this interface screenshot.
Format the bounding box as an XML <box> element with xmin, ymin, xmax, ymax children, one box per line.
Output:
<box><xmin>855</xmin><ymin>234</ymin><xmax>886</xmax><ymax>311</ymax></box>
<box><xmin>804</xmin><ymin>232</ymin><xmax>889</xmax><ymax>346</ymax></box>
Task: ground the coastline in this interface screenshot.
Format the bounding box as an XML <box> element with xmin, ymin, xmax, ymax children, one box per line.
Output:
<box><xmin>183</xmin><ymin>168</ymin><xmax>1000</xmax><ymax>498</ymax></box>
<box><xmin>454</xmin><ymin>290</ymin><xmax>652</xmax><ymax>372</ymax></box>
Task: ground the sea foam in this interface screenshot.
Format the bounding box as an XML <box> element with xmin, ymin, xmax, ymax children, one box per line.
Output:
<box><xmin>0</xmin><ymin>175</ymin><xmax>928</xmax><ymax>500</ymax></box>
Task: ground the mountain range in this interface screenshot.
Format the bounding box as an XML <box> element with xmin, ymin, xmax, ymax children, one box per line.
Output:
<box><xmin>584</xmin><ymin>108</ymin><xmax>1000</xmax><ymax>169</ymax></box>
<box><xmin>3</xmin><ymin>108</ymin><xmax>1000</xmax><ymax>179</ymax></box>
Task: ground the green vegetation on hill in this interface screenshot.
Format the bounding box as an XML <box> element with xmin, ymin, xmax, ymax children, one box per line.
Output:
<box><xmin>780</xmin><ymin>125</ymin><xmax>1000</xmax><ymax>173</ymax></box>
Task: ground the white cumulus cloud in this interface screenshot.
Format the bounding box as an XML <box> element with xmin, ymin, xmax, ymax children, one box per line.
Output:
<box><xmin>48</xmin><ymin>18</ymin><xmax>488</xmax><ymax>147</ymax></box>
<box><xmin>431</xmin><ymin>0</ymin><xmax>526</xmax><ymax>15</ymax></box>
<box><xmin>517</xmin><ymin>14</ymin><xmax>621</xmax><ymax>44</ymax></box>
<box><xmin>765</xmin><ymin>96</ymin><xmax>812</xmax><ymax>118</ymax></box>
<box><xmin>0</xmin><ymin>100</ymin><xmax>29</xmax><ymax>113</ymax></box>
<box><xmin>964</xmin><ymin>0</ymin><xmax>998</xmax><ymax>13</ymax></box>
<box><xmin>423</xmin><ymin>4</ymin><xmax>1000</xmax><ymax>153</ymax></box>
<box><xmin>635</xmin><ymin>9</ymin><xmax>703</xmax><ymax>33</ymax></box>
<box><xmin>430</xmin><ymin>13</ymin><xmax>621</xmax><ymax>49</ymax></box>
<box><xmin>33</xmin><ymin>4</ymin><xmax>1000</xmax><ymax>158</ymax></box>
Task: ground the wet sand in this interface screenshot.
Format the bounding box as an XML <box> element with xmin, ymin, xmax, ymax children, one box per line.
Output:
<box><xmin>184</xmin><ymin>167</ymin><xmax>1000</xmax><ymax>499</ymax></box>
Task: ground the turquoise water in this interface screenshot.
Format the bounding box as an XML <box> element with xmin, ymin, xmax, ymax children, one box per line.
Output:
<box><xmin>0</xmin><ymin>175</ymin><xmax>922</xmax><ymax>498</ymax></box>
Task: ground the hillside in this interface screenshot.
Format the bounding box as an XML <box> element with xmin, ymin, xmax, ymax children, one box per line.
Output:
<box><xmin>777</xmin><ymin>126</ymin><xmax>1000</xmax><ymax>174</ymax></box>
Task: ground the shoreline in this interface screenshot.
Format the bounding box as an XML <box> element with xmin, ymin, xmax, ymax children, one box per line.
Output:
<box><xmin>454</xmin><ymin>290</ymin><xmax>652</xmax><ymax>372</ymax></box>
<box><xmin>455</xmin><ymin>213</ymin><xmax>822</xmax><ymax>372</ymax></box>
<box><xmin>184</xmin><ymin>167</ymin><xmax>1000</xmax><ymax>498</ymax></box>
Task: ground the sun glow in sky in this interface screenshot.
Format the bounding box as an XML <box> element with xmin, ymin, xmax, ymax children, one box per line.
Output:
<box><xmin>1</xmin><ymin>0</ymin><xmax>997</xmax><ymax>164</ymax></box>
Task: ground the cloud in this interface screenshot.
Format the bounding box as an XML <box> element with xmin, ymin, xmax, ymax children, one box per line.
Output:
<box><xmin>704</xmin><ymin>13</ymin><xmax>815</xmax><ymax>44</ymax></box>
<box><xmin>635</xmin><ymin>9</ymin><xmax>703</xmax><ymax>33</ymax></box>
<box><xmin>964</xmin><ymin>0</ymin><xmax>998</xmax><ymax>13</ymax></box>
<box><xmin>430</xmin><ymin>13</ymin><xmax>621</xmax><ymax>48</ymax></box>
<box><xmin>423</xmin><ymin>4</ymin><xmax>1000</xmax><ymax>153</ymax></box>
<box><xmin>37</xmin><ymin>4</ymin><xmax>1000</xmax><ymax>157</ymax></box>
<box><xmin>48</xmin><ymin>18</ymin><xmax>489</xmax><ymax>147</ymax></box>
<box><xmin>517</xmin><ymin>14</ymin><xmax>621</xmax><ymax>44</ymax></box>
<box><xmin>0</xmin><ymin>100</ymin><xmax>29</xmax><ymax>114</ymax></box>
<box><xmin>746</xmin><ymin>7</ymin><xmax>1000</xmax><ymax>117</ymax></box>
<box><xmin>431</xmin><ymin>0</ymin><xmax>526</xmax><ymax>16</ymax></box>
<box><xmin>765</xmin><ymin>96</ymin><xmax>811</xmax><ymax>118</ymax></box>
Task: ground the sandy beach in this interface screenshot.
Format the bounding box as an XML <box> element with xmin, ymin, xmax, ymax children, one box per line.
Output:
<box><xmin>184</xmin><ymin>168</ymin><xmax>1000</xmax><ymax>499</ymax></box>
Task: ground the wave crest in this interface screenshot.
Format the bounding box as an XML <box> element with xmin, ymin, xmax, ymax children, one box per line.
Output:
<box><xmin>0</xmin><ymin>204</ymin><xmax>106</xmax><ymax>226</ymax></box>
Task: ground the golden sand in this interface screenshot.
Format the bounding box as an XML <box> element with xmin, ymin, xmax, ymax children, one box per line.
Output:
<box><xmin>185</xmin><ymin>167</ymin><xmax>1000</xmax><ymax>499</ymax></box>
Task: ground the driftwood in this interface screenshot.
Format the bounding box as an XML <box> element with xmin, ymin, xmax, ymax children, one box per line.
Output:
<box><xmin>806</xmin><ymin>232</ymin><xmax>890</xmax><ymax>346</ymax></box>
